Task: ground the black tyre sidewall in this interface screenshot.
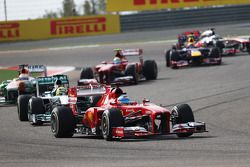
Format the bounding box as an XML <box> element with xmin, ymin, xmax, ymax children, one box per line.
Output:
<box><xmin>51</xmin><ymin>106</ymin><xmax>75</xmax><ymax>138</ymax></box>
<box><xmin>143</xmin><ymin>60</ymin><xmax>158</xmax><ymax>80</ymax></box>
<box><xmin>165</xmin><ymin>50</ymin><xmax>171</xmax><ymax>67</ymax></box>
<box><xmin>101</xmin><ymin>108</ymin><xmax>124</xmax><ymax>141</ymax></box>
<box><xmin>29</xmin><ymin>97</ymin><xmax>45</xmax><ymax>114</ymax></box>
<box><xmin>17</xmin><ymin>95</ymin><xmax>32</xmax><ymax>121</ymax></box>
<box><xmin>171</xmin><ymin>104</ymin><xmax>195</xmax><ymax>137</ymax></box>
<box><xmin>80</xmin><ymin>67</ymin><xmax>94</xmax><ymax>79</ymax></box>
<box><xmin>125</xmin><ymin>64</ymin><xmax>138</xmax><ymax>84</ymax></box>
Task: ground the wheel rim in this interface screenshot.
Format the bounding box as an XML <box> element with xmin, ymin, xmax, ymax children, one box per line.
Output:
<box><xmin>102</xmin><ymin>116</ymin><xmax>108</xmax><ymax>136</ymax></box>
<box><xmin>171</xmin><ymin>110</ymin><xmax>178</xmax><ymax>125</ymax></box>
<box><xmin>51</xmin><ymin>113</ymin><xmax>57</xmax><ymax>133</ymax></box>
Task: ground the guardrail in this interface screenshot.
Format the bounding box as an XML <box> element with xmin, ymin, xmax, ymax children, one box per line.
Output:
<box><xmin>120</xmin><ymin>5</ymin><xmax>250</xmax><ymax>32</ymax></box>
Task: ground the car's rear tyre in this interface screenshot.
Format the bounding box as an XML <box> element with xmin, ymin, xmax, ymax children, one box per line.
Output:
<box><xmin>17</xmin><ymin>95</ymin><xmax>32</xmax><ymax>121</ymax></box>
<box><xmin>171</xmin><ymin>104</ymin><xmax>195</xmax><ymax>138</ymax></box>
<box><xmin>80</xmin><ymin>67</ymin><xmax>94</xmax><ymax>79</ymax></box>
<box><xmin>51</xmin><ymin>106</ymin><xmax>75</xmax><ymax>138</ymax></box>
<box><xmin>209</xmin><ymin>47</ymin><xmax>222</xmax><ymax>65</ymax></box>
<box><xmin>28</xmin><ymin>97</ymin><xmax>45</xmax><ymax>125</ymax></box>
<box><xmin>209</xmin><ymin>47</ymin><xmax>221</xmax><ymax>58</ymax></box>
<box><xmin>101</xmin><ymin>108</ymin><xmax>124</xmax><ymax>141</ymax></box>
<box><xmin>246</xmin><ymin>42</ymin><xmax>250</xmax><ymax>54</ymax></box>
<box><xmin>125</xmin><ymin>64</ymin><xmax>138</xmax><ymax>84</ymax></box>
<box><xmin>143</xmin><ymin>60</ymin><xmax>158</xmax><ymax>80</ymax></box>
<box><xmin>215</xmin><ymin>41</ymin><xmax>225</xmax><ymax>54</ymax></box>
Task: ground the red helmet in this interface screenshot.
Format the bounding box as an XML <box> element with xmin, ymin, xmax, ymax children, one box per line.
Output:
<box><xmin>21</xmin><ymin>68</ymin><xmax>29</xmax><ymax>74</ymax></box>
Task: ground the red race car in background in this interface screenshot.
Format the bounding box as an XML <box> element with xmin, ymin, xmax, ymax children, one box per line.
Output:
<box><xmin>79</xmin><ymin>49</ymin><xmax>158</xmax><ymax>85</ymax></box>
<box><xmin>51</xmin><ymin>85</ymin><xmax>207</xmax><ymax>141</ymax></box>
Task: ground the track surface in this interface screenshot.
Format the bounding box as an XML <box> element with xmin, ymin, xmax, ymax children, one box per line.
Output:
<box><xmin>1</xmin><ymin>23</ymin><xmax>250</xmax><ymax>167</ymax></box>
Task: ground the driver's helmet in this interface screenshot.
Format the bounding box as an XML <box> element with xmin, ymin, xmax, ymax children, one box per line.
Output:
<box><xmin>55</xmin><ymin>79</ymin><xmax>62</xmax><ymax>86</ymax></box>
<box><xmin>19</xmin><ymin>68</ymin><xmax>29</xmax><ymax>80</ymax></box>
<box><xmin>118</xmin><ymin>95</ymin><xmax>130</xmax><ymax>104</ymax></box>
<box><xmin>113</xmin><ymin>57</ymin><xmax>121</xmax><ymax>64</ymax></box>
<box><xmin>187</xmin><ymin>36</ymin><xmax>195</xmax><ymax>44</ymax></box>
<box><xmin>55</xmin><ymin>87</ymin><xmax>67</xmax><ymax>96</ymax></box>
<box><xmin>111</xmin><ymin>87</ymin><xmax>123</xmax><ymax>98</ymax></box>
<box><xmin>21</xmin><ymin>68</ymin><xmax>29</xmax><ymax>74</ymax></box>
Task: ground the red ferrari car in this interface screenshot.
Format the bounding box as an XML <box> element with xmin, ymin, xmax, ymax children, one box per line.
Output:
<box><xmin>51</xmin><ymin>85</ymin><xmax>207</xmax><ymax>141</ymax></box>
<box><xmin>79</xmin><ymin>49</ymin><xmax>158</xmax><ymax>85</ymax></box>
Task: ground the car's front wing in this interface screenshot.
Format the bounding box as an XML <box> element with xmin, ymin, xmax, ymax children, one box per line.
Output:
<box><xmin>111</xmin><ymin>122</ymin><xmax>207</xmax><ymax>139</ymax></box>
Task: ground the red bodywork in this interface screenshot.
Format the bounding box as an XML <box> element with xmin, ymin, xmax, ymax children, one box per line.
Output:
<box><xmin>67</xmin><ymin>85</ymin><xmax>206</xmax><ymax>139</ymax></box>
<box><xmin>93</xmin><ymin>49</ymin><xmax>144</xmax><ymax>84</ymax></box>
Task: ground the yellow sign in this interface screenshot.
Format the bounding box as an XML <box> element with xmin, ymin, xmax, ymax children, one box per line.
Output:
<box><xmin>50</xmin><ymin>15</ymin><xmax>120</xmax><ymax>38</ymax></box>
<box><xmin>0</xmin><ymin>15</ymin><xmax>120</xmax><ymax>42</ymax></box>
<box><xmin>107</xmin><ymin>0</ymin><xmax>250</xmax><ymax>12</ymax></box>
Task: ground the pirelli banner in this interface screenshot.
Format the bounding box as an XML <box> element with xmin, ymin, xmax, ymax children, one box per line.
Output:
<box><xmin>107</xmin><ymin>0</ymin><xmax>250</xmax><ymax>12</ymax></box>
<box><xmin>0</xmin><ymin>15</ymin><xmax>120</xmax><ymax>42</ymax></box>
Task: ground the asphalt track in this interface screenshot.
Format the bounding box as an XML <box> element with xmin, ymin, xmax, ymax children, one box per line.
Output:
<box><xmin>1</xmin><ymin>23</ymin><xmax>250</xmax><ymax>167</ymax></box>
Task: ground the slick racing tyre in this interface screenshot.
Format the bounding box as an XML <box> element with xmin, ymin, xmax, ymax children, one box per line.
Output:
<box><xmin>143</xmin><ymin>60</ymin><xmax>158</xmax><ymax>80</ymax></box>
<box><xmin>17</xmin><ymin>95</ymin><xmax>32</xmax><ymax>121</ymax></box>
<box><xmin>125</xmin><ymin>64</ymin><xmax>138</xmax><ymax>84</ymax></box>
<box><xmin>171</xmin><ymin>104</ymin><xmax>195</xmax><ymax>138</ymax></box>
<box><xmin>209</xmin><ymin>47</ymin><xmax>221</xmax><ymax>58</ymax></box>
<box><xmin>28</xmin><ymin>97</ymin><xmax>45</xmax><ymax>125</ymax></box>
<box><xmin>209</xmin><ymin>47</ymin><xmax>222</xmax><ymax>65</ymax></box>
<box><xmin>101</xmin><ymin>108</ymin><xmax>124</xmax><ymax>141</ymax></box>
<box><xmin>169</xmin><ymin>50</ymin><xmax>180</xmax><ymax>69</ymax></box>
<box><xmin>80</xmin><ymin>67</ymin><xmax>94</xmax><ymax>79</ymax></box>
<box><xmin>51</xmin><ymin>106</ymin><xmax>75</xmax><ymax>138</ymax></box>
<box><xmin>165</xmin><ymin>50</ymin><xmax>171</xmax><ymax>67</ymax></box>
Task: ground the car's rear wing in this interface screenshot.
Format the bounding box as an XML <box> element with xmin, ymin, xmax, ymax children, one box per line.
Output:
<box><xmin>69</xmin><ymin>84</ymin><xmax>106</xmax><ymax>97</ymax></box>
<box><xmin>19</xmin><ymin>64</ymin><xmax>47</xmax><ymax>76</ymax></box>
<box><xmin>36</xmin><ymin>74</ymin><xmax>69</xmax><ymax>96</ymax></box>
<box><xmin>118</xmin><ymin>49</ymin><xmax>143</xmax><ymax>56</ymax></box>
<box><xmin>36</xmin><ymin>75</ymin><xmax>69</xmax><ymax>85</ymax></box>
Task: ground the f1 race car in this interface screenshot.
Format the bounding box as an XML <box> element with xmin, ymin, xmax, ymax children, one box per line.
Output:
<box><xmin>17</xmin><ymin>74</ymin><xmax>69</xmax><ymax>125</ymax></box>
<box><xmin>80</xmin><ymin>49</ymin><xmax>158</xmax><ymax>85</ymax></box>
<box><xmin>165</xmin><ymin>46</ymin><xmax>222</xmax><ymax>69</ymax></box>
<box><xmin>181</xmin><ymin>28</ymin><xmax>250</xmax><ymax>56</ymax></box>
<box><xmin>0</xmin><ymin>64</ymin><xmax>47</xmax><ymax>104</ymax></box>
<box><xmin>51</xmin><ymin>85</ymin><xmax>207</xmax><ymax>141</ymax></box>
<box><xmin>221</xmin><ymin>36</ymin><xmax>250</xmax><ymax>55</ymax></box>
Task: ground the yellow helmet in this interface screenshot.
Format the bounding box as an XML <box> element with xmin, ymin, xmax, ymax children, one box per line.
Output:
<box><xmin>56</xmin><ymin>87</ymin><xmax>67</xmax><ymax>96</ymax></box>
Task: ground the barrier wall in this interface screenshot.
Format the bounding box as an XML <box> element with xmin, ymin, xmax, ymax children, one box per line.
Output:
<box><xmin>0</xmin><ymin>15</ymin><xmax>120</xmax><ymax>42</ymax></box>
<box><xmin>120</xmin><ymin>5</ymin><xmax>250</xmax><ymax>31</ymax></box>
<box><xmin>107</xmin><ymin>0</ymin><xmax>250</xmax><ymax>12</ymax></box>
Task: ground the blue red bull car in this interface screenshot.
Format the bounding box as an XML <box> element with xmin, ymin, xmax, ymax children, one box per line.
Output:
<box><xmin>165</xmin><ymin>46</ymin><xmax>222</xmax><ymax>69</ymax></box>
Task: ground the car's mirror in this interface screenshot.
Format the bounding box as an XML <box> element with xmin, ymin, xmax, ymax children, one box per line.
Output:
<box><xmin>101</xmin><ymin>61</ymin><xmax>107</xmax><ymax>64</ymax></box>
<box><xmin>143</xmin><ymin>99</ymin><xmax>150</xmax><ymax>104</ymax></box>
